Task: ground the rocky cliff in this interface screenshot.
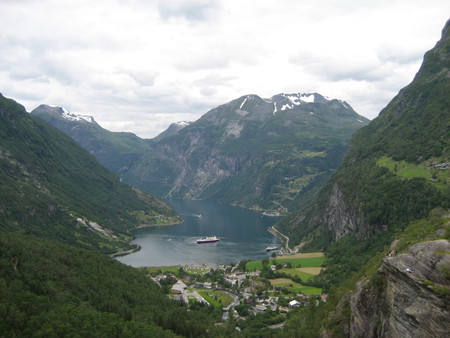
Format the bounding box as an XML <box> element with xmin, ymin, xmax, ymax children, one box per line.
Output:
<box><xmin>350</xmin><ymin>240</ymin><xmax>450</xmax><ymax>338</ymax></box>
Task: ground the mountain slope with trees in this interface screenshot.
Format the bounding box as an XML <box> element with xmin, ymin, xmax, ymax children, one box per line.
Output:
<box><xmin>31</xmin><ymin>105</ymin><xmax>151</xmax><ymax>174</ymax></box>
<box><xmin>0</xmin><ymin>94</ymin><xmax>180</xmax><ymax>254</ymax></box>
<box><xmin>0</xmin><ymin>233</ymin><xmax>225</xmax><ymax>337</ymax></box>
<box><xmin>277</xmin><ymin>19</ymin><xmax>450</xmax><ymax>250</ymax></box>
<box><xmin>278</xmin><ymin>19</ymin><xmax>450</xmax><ymax>337</ymax></box>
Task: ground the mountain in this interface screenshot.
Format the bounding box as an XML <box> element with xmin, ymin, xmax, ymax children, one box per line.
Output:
<box><xmin>279</xmin><ymin>19</ymin><xmax>450</xmax><ymax>337</ymax></box>
<box><xmin>0</xmin><ymin>94</ymin><xmax>180</xmax><ymax>253</ymax></box>
<box><xmin>124</xmin><ymin>93</ymin><xmax>369</xmax><ymax>214</ymax></box>
<box><xmin>31</xmin><ymin>105</ymin><xmax>151</xmax><ymax>174</ymax></box>
<box><xmin>276</xmin><ymin>20</ymin><xmax>450</xmax><ymax>249</ymax></box>
<box><xmin>152</xmin><ymin>121</ymin><xmax>191</xmax><ymax>142</ymax></box>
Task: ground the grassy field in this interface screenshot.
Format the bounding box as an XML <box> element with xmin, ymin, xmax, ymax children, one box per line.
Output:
<box><xmin>277</xmin><ymin>252</ymin><xmax>324</xmax><ymax>259</ymax></box>
<box><xmin>246</xmin><ymin>253</ymin><xmax>326</xmax><ymax>271</ymax></box>
<box><xmin>377</xmin><ymin>156</ymin><xmax>450</xmax><ymax>190</ymax></box>
<box><xmin>270</xmin><ymin>278</ymin><xmax>322</xmax><ymax>295</ymax></box>
<box><xmin>197</xmin><ymin>290</ymin><xmax>233</xmax><ymax>307</ymax></box>
<box><xmin>281</xmin><ymin>268</ymin><xmax>318</xmax><ymax>282</ymax></box>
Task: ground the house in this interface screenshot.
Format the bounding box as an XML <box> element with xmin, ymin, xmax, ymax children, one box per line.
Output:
<box><xmin>194</xmin><ymin>282</ymin><xmax>212</xmax><ymax>289</ymax></box>
<box><xmin>289</xmin><ymin>300</ymin><xmax>300</xmax><ymax>307</ymax></box>
<box><xmin>246</xmin><ymin>270</ymin><xmax>261</xmax><ymax>277</ymax></box>
<box><xmin>171</xmin><ymin>280</ymin><xmax>187</xmax><ymax>294</ymax></box>
<box><xmin>255</xmin><ymin>304</ymin><xmax>267</xmax><ymax>311</ymax></box>
<box><xmin>224</xmin><ymin>272</ymin><xmax>247</xmax><ymax>286</ymax></box>
<box><xmin>278</xmin><ymin>306</ymin><xmax>290</xmax><ymax>312</ymax></box>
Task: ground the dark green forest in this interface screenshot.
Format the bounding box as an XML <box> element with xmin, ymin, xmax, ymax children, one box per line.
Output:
<box><xmin>0</xmin><ymin>233</ymin><xmax>226</xmax><ymax>337</ymax></box>
<box><xmin>0</xmin><ymin>93</ymin><xmax>180</xmax><ymax>253</ymax></box>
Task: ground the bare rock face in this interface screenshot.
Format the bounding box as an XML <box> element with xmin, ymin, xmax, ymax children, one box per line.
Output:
<box><xmin>322</xmin><ymin>183</ymin><xmax>367</xmax><ymax>241</ymax></box>
<box><xmin>350</xmin><ymin>240</ymin><xmax>450</xmax><ymax>338</ymax></box>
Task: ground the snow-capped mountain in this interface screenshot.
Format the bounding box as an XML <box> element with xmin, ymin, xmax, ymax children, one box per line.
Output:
<box><xmin>59</xmin><ymin>107</ymin><xmax>96</xmax><ymax>124</ymax></box>
<box><xmin>124</xmin><ymin>92</ymin><xmax>370</xmax><ymax>213</ymax></box>
<box><xmin>31</xmin><ymin>105</ymin><xmax>150</xmax><ymax>174</ymax></box>
<box><xmin>32</xmin><ymin>104</ymin><xmax>98</xmax><ymax>125</ymax></box>
<box><xmin>152</xmin><ymin>121</ymin><xmax>191</xmax><ymax>142</ymax></box>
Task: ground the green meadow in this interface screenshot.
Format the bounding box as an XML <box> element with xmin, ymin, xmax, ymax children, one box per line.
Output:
<box><xmin>246</xmin><ymin>255</ymin><xmax>326</xmax><ymax>271</ymax></box>
<box><xmin>270</xmin><ymin>278</ymin><xmax>322</xmax><ymax>295</ymax></box>
<box><xmin>377</xmin><ymin>156</ymin><xmax>450</xmax><ymax>190</ymax></box>
<box><xmin>197</xmin><ymin>290</ymin><xmax>234</xmax><ymax>307</ymax></box>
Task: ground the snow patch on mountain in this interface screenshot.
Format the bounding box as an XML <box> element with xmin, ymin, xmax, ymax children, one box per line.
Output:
<box><xmin>283</xmin><ymin>93</ymin><xmax>315</xmax><ymax>104</ymax></box>
<box><xmin>281</xmin><ymin>104</ymin><xmax>292</xmax><ymax>111</ymax></box>
<box><xmin>175</xmin><ymin>121</ymin><xmax>190</xmax><ymax>127</ymax></box>
<box><xmin>57</xmin><ymin>107</ymin><xmax>95</xmax><ymax>124</ymax></box>
<box><xmin>240</xmin><ymin>97</ymin><xmax>248</xmax><ymax>109</ymax></box>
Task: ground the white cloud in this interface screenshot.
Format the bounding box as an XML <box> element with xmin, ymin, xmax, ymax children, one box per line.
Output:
<box><xmin>0</xmin><ymin>0</ymin><xmax>449</xmax><ymax>138</ymax></box>
<box><xmin>157</xmin><ymin>0</ymin><xmax>220</xmax><ymax>21</ymax></box>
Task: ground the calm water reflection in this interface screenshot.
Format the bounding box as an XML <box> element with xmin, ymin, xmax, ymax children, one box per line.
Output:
<box><xmin>117</xmin><ymin>200</ymin><xmax>282</xmax><ymax>267</ymax></box>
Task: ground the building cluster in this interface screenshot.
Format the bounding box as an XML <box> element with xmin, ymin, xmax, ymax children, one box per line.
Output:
<box><xmin>150</xmin><ymin>264</ymin><xmax>325</xmax><ymax>320</ymax></box>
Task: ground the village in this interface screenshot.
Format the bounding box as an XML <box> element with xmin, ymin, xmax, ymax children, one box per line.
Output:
<box><xmin>145</xmin><ymin>253</ymin><xmax>327</xmax><ymax>328</ymax></box>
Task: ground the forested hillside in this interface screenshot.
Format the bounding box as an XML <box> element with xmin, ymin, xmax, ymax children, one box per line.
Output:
<box><xmin>275</xmin><ymin>20</ymin><xmax>450</xmax><ymax>337</ymax></box>
<box><xmin>31</xmin><ymin>104</ymin><xmax>151</xmax><ymax>174</ymax></box>
<box><xmin>277</xmin><ymin>19</ymin><xmax>450</xmax><ymax>251</ymax></box>
<box><xmin>0</xmin><ymin>94</ymin><xmax>180</xmax><ymax>253</ymax></box>
<box><xmin>0</xmin><ymin>233</ymin><xmax>225</xmax><ymax>337</ymax></box>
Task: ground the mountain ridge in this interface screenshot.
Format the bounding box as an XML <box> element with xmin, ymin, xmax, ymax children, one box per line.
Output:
<box><xmin>123</xmin><ymin>92</ymin><xmax>369</xmax><ymax>213</ymax></box>
<box><xmin>31</xmin><ymin>104</ymin><xmax>151</xmax><ymax>174</ymax></box>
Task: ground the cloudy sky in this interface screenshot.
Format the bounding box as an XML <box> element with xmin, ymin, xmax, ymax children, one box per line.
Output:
<box><xmin>1</xmin><ymin>0</ymin><xmax>449</xmax><ymax>138</ymax></box>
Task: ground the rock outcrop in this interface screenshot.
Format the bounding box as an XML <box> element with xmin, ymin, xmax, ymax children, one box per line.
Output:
<box><xmin>321</xmin><ymin>183</ymin><xmax>368</xmax><ymax>241</ymax></box>
<box><xmin>350</xmin><ymin>240</ymin><xmax>450</xmax><ymax>338</ymax></box>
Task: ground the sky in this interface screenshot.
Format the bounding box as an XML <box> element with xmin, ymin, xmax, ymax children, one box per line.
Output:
<box><xmin>1</xmin><ymin>1</ymin><xmax>449</xmax><ymax>138</ymax></box>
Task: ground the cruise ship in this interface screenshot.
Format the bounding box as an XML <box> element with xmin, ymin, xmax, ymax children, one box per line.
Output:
<box><xmin>196</xmin><ymin>236</ymin><xmax>220</xmax><ymax>244</ymax></box>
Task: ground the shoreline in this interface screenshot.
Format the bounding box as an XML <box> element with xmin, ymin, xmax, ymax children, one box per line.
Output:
<box><xmin>133</xmin><ymin>219</ymin><xmax>183</xmax><ymax>230</ymax></box>
<box><xmin>110</xmin><ymin>245</ymin><xmax>141</xmax><ymax>258</ymax></box>
<box><xmin>268</xmin><ymin>226</ymin><xmax>294</xmax><ymax>255</ymax></box>
<box><xmin>113</xmin><ymin>219</ymin><xmax>184</xmax><ymax>258</ymax></box>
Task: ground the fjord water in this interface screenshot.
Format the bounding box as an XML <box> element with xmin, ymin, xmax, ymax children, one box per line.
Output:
<box><xmin>117</xmin><ymin>199</ymin><xmax>282</xmax><ymax>267</ymax></box>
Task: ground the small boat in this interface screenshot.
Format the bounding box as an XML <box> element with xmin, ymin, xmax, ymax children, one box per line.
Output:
<box><xmin>266</xmin><ymin>245</ymin><xmax>278</xmax><ymax>251</ymax></box>
<box><xmin>196</xmin><ymin>236</ymin><xmax>220</xmax><ymax>244</ymax></box>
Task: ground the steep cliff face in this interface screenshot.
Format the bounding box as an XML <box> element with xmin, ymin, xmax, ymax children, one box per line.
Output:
<box><xmin>321</xmin><ymin>183</ymin><xmax>368</xmax><ymax>240</ymax></box>
<box><xmin>124</xmin><ymin>93</ymin><xmax>369</xmax><ymax>213</ymax></box>
<box><xmin>350</xmin><ymin>240</ymin><xmax>450</xmax><ymax>338</ymax></box>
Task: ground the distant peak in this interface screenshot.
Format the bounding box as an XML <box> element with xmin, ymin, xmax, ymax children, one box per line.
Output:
<box><xmin>57</xmin><ymin>107</ymin><xmax>96</xmax><ymax>124</ymax></box>
<box><xmin>282</xmin><ymin>93</ymin><xmax>316</xmax><ymax>104</ymax></box>
<box><xmin>265</xmin><ymin>93</ymin><xmax>319</xmax><ymax>112</ymax></box>
<box><xmin>32</xmin><ymin>104</ymin><xmax>97</xmax><ymax>124</ymax></box>
<box><xmin>175</xmin><ymin>121</ymin><xmax>190</xmax><ymax>127</ymax></box>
